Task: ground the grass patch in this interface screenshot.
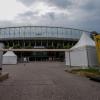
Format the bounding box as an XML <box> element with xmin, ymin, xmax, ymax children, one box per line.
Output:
<box><xmin>74</xmin><ymin>68</ymin><xmax>100</xmax><ymax>74</ymax></box>
<box><xmin>68</xmin><ymin>68</ymin><xmax>100</xmax><ymax>77</ymax></box>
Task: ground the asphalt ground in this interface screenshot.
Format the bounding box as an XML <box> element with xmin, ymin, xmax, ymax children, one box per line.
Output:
<box><xmin>0</xmin><ymin>62</ymin><xmax>100</xmax><ymax>100</ymax></box>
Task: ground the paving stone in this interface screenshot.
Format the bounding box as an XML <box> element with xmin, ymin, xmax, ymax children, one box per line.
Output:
<box><xmin>0</xmin><ymin>62</ymin><xmax>100</xmax><ymax>100</ymax></box>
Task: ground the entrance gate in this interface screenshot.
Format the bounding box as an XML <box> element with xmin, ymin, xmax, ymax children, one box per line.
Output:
<box><xmin>1</xmin><ymin>49</ymin><xmax>67</xmax><ymax>62</ymax></box>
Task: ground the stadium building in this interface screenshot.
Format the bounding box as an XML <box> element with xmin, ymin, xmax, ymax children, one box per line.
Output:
<box><xmin>0</xmin><ymin>26</ymin><xmax>90</xmax><ymax>62</ymax></box>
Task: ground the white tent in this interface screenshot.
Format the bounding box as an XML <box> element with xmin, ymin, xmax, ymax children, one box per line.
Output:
<box><xmin>3</xmin><ymin>51</ymin><xmax>17</xmax><ymax>64</ymax></box>
<box><xmin>65</xmin><ymin>32</ymin><xmax>98</xmax><ymax>68</ymax></box>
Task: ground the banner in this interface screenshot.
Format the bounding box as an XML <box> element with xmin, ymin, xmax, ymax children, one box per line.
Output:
<box><xmin>94</xmin><ymin>35</ymin><xmax>100</xmax><ymax>64</ymax></box>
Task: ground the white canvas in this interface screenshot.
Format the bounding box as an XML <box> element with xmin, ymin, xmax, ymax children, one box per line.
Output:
<box><xmin>3</xmin><ymin>51</ymin><xmax>17</xmax><ymax>64</ymax></box>
<box><xmin>71</xmin><ymin>32</ymin><xmax>95</xmax><ymax>50</ymax></box>
<box><xmin>86</xmin><ymin>47</ymin><xmax>98</xmax><ymax>67</ymax></box>
<box><xmin>65</xmin><ymin>51</ymin><xmax>70</xmax><ymax>66</ymax></box>
<box><xmin>65</xmin><ymin>32</ymin><xmax>98</xmax><ymax>68</ymax></box>
<box><xmin>70</xmin><ymin>48</ymin><xmax>88</xmax><ymax>67</ymax></box>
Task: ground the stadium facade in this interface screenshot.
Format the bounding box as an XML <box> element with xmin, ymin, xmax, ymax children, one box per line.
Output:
<box><xmin>0</xmin><ymin>26</ymin><xmax>90</xmax><ymax>62</ymax></box>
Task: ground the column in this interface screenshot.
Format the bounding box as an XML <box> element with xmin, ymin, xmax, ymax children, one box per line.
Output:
<box><xmin>41</xmin><ymin>40</ymin><xmax>42</xmax><ymax>46</ymax></box>
<box><xmin>52</xmin><ymin>41</ymin><xmax>54</xmax><ymax>47</ymax></box>
<box><xmin>65</xmin><ymin>51</ymin><xmax>71</xmax><ymax>67</ymax></box>
<box><xmin>0</xmin><ymin>43</ymin><xmax>4</xmax><ymax>74</ymax></box>
<box><xmin>46</xmin><ymin>40</ymin><xmax>48</xmax><ymax>48</ymax></box>
<box><xmin>63</xmin><ymin>41</ymin><xmax>64</xmax><ymax>48</ymax></box>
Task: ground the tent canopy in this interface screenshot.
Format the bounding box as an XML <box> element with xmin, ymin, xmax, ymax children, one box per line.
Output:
<box><xmin>65</xmin><ymin>32</ymin><xmax>98</xmax><ymax>68</ymax></box>
<box><xmin>3</xmin><ymin>51</ymin><xmax>17</xmax><ymax>64</ymax></box>
<box><xmin>71</xmin><ymin>32</ymin><xmax>95</xmax><ymax>50</ymax></box>
<box><xmin>3</xmin><ymin>51</ymin><xmax>17</xmax><ymax>57</ymax></box>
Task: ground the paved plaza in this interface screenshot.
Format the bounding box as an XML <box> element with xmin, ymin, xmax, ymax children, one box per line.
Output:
<box><xmin>0</xmin><ymin>62</ymin><xmax>100</xmax><ymax>100</ymax></box>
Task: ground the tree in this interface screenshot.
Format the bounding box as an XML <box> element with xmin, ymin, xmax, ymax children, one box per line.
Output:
<box><xmin>90</xmin><ymin>31</ymin><xmax>98</xmax><ymax>40</ymax></box>
<box><xmin>63</xmin><ymin>43</ymin><xmax>72</xmax><ymax>49</ymax></box>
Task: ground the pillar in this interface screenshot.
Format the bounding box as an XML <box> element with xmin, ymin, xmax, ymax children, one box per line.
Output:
<box><xmin>13</xmin><ymin>42</ymin><xmax>14</xmax><ymax>47</ymax></box>
<box><xmin>35</xmin><ymin>40</ymin><xmax>36</xmax><ymax>46</ymax></box>
<box><xmin>24</xmin><ymin>41</ymin><xmax>25</xmax><ymax>48</ymax></box>
<box><xmin>63</xmin><ymin>41</ymin><xmax>64</xmax><ymax>48</ymax></box>
<box><xmin>52</xmin><ymin>41</ymin><xmax>54</xmax><ymax>47</ymax></box>
<box><xmin>41</xmin><ymin>40</ymin><xmax>42</xmax><ymax>46</ymax></box>
<box><xmin>65</xmin><ymin>51</ymin><xmax>71</xmax><ymax>67</ymax></box>
<box><xmin>0</xmin><ymin>43</ymin><xmax>4</xmax><ymax>74</ymax></box>
<box><xmin>46</xmin><ymin>40</ymin><xmax>48</xmax><ymax>48</ymax></box>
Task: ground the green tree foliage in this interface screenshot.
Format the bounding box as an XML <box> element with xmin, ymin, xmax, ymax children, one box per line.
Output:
<box><xmin>90</xmin><ymin>31</ymin><xmax>98</xmax><ymax>40</ymax></box>
<box><xmin>63</xmin><ymin>43</ymin><xmax>72</xmax><ymax>49</ymax></box>
<box><xmin>13</xmin><ymin>44</ymin><xmax>21</xmax><ymax>49</ymax></box>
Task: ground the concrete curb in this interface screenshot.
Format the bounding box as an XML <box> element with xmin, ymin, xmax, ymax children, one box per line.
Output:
<box><xmin>0</xmin><ymin>72</ymin><xmax>9</xmax><ymax>81</ymax></box>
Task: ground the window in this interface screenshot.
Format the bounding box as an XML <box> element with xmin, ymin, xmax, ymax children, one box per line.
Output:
<box><xmin>35</xmin><ymin>27</ymin><xmax>42</xmax><ymax>37</ymax></box>
<box><xmin>9</xmin><ymin>28</ymin><xmax>14</xmax><ymax>38</ymax></box>
<box><xmin>24</xmin><ymin>27</ymin><xmax>31</xmax><ymax>37</ymax></box>
<box><xmin>15</xmin><ymin>28</ymin><xmax>20</xmax><ymax>37</ymax></box>
<box><xmin>20</xmin><ymin>27</ymin><xmax>25</xmax><ymax>38</ymax></box>
<box><xmin>1</xmin><ymin>29</ymin><xmax>5</xmax><ymax>38</ymax></box>
<box><xmin>58</xmin><ymin>28</ymin><xmax>63</xmax><ymax>38</ymax></box>
<box><xmin>41</xmin><ymin>27</ymin><xmax>46</xmax><ymax>37</ymax></box>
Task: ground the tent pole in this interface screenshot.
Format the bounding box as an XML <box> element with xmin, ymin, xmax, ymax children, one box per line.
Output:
<box><xmin>69</xmin><ymin>51</ymin><xmax>71</xmax><ymax>68</ymax></box>
<box><xmin>86</xmin><ymin>47</ymin><xmax>89</xmax><ymax>68</ymax></box>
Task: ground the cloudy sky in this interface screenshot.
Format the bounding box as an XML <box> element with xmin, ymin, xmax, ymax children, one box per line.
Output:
<box><xmin>0</xmin><ymin>0</ymin><xmax>100</xmax><ymax>32</ymax></box>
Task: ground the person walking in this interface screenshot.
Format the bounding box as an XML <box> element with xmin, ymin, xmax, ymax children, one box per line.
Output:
<box><xmin>23</xmin><ymin>57</ymin><xmax>27</xmax><ymax>66</ymax></box>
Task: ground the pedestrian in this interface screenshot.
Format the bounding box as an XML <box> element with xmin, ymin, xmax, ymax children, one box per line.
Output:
<box><xmin>24</xmin><ymin>57</ymin><xmax>27</xmax><ymax>66</ymax></box>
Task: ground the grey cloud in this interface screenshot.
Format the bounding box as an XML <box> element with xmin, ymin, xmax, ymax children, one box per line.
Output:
<box><xmin>17</xmin><ymin>0</ymin><xmax>73</xmax><ymax>8</ymax></box>
<box><xmin>42</xmin><ymin>12</ymin><xmax>56</xmax><ymax>20</ymax></box>
<box><xmin>18</xmin><ymin>11</ymin><xmax>38</xmax><ymax>18</ymax></box>
<box><xmin>80</xmin><ymin>0</ymin><xmax>100</xmax><ymax>12</ymax></box>
<box><xmin>17</xmin><ymin>0</ymin><xmax>37</xmax><ymax>6</ymax></box>
<box><xmin>46</xmin><ymin>0</ymin><xmax>72</xmax><ymax>9</ymax></box>
<box><xmin>1</xmin><ymin>0</ymin><xmax>100</xmax><ymax>32</ymax></box>
<box><xmin>19</xmin><ymin>11</ymin><xmax>33</xmax><ymax>17</ymax></box>
<box><xmin>1</xmin><ymin>12</ymin><xmax>100</xmax><ymax>32</ymax></box>
<box><xmin>16</xmin><ymin>11</ymin><xmax>40</xmax><ymax>24</ymax></box>
<box><xmin>0</xmin><ymin>21</ymin><xmax>15</xmax><ymax>28</ymax></box>
<box><xmin>17</xmin><ymin>0</ymin><xmax>100</xmax><ymax>11</ymax></box>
